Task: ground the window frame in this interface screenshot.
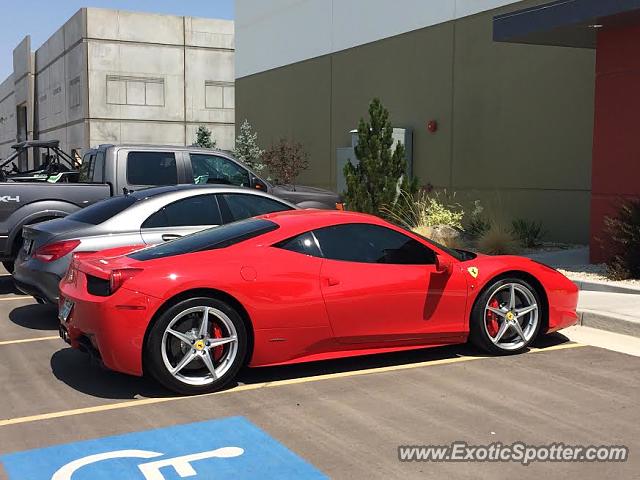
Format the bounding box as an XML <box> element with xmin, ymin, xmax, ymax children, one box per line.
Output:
<box><xmin>141</xmin><ymin>193</ymin><xmax>224</xmax><ymax>230</ymax></box>
<box><xmin>188</xmin><ymin>152</ymin><xmax>251</xmax><ymax>188</ymax></box>
<box><xmin>125</xmin><ymin>150</ymin><xmax>180</xmax><ymax>187</ymax></box>
<box><xmin>217</xmin><ymin>192</ymin><xmax>294</xmax><ymax>223</ymax></box>
<box><xmin>310</xmin><ymin>222</ymin><xmax>438</xmax><ymax>265</ymax></box>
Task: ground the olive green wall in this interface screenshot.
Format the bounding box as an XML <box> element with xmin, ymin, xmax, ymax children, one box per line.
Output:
<box><xmin>236</xmin><ymin>1</ymin><xmax>595</xmax><ymax>243</ymax></box>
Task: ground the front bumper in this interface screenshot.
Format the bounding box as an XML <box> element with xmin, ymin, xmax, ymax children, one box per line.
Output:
<box><xmin>59</xmin><ymin>279</ymin><xmax>163</xmax><ymax>376</ymax></box>
<box><xmin>546</xmin><ymin>274</ymin><xmax>580</xmax><ymax>333</ymax></box>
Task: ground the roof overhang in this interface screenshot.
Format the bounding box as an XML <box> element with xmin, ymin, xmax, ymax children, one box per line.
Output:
<box><xmin>494</xmin><ymin>0</ymin><xmax>640</xmax><ymax>48</ymax></box>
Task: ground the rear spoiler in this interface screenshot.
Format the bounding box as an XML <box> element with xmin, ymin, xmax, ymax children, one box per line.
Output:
<box><xmin>75</xmin><ymin>245</ymin><xmax>145</xmax><ymax>279</ymax></box>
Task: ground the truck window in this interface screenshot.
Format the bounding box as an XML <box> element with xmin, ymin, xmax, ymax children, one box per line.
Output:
<box><xmin>92</xmin><ymin>151</ymin><xmax>105</xmax><ymax>183</ymax></box>
<box><xmin>190</xmin><ymin>154</ymin><xmax>250</xmax><ymax>187</ymax></box>
<box><xmin>78</xmin><ymin>153</ymin><xmax>93</xmax><ymax>183</ymax></box>
<box><xmin>127</xmin><ymin>151</ymin><xmax>178</xmax><ymax>186</ymax></box>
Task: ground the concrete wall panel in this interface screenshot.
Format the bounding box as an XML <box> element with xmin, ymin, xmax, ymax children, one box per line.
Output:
<box><xmin>236</xmin><ymin>56</ymin><xmax>332</xmax><ymax>187</ymax></box>
<box><xmin>451</xmin><ymin>10</ymin><xmax>595</xmax><ymax>192</ymax></box>
<box><xmin>185</xmin><ymin>17</ymin><xmax>234</xmax><ymax>49</ymax></box>
<box><xmin>88</xmin><ymin>41</ymin><xmax>184</xmax><ymax>121</ymax></box>
<box><xmin>236</xmin><ymin>0</ymin><xmax>527</xmax><ymax>78</ymax></box>
<box><xmin>186</xmin><ymin>123</ymin><xmax>235</xmax><ymax>150</ymax></box>
<box><xmin>64</xmin><ymin>8</ymin><xmax>86</xmax><ymax>50</ymax></box>
<box><xmin>236</xmin><ymin>0</ymin><xmax>332</xmax><ymax>79</ymax></box>
<box><xmin>35</xmin><ymin>27</ymin><xmax>65</xmax><ymax>73</ymax></box>
<box><xmin>0</xmin><ymin>75</ymin><xmax>16</xmax><ymax>153</ymax></box>
<box><xmin>185</xmin><ymin>48</ymin><xmax>234</xmax><ymax>124</ymax></box>
<box><xmin>89</xmin><ymin>119</ymin><xmax>185</xmax><ymax>146</ymax></box>
<box><xmin>87</xmin><ymin>8</ymin><xmax>184</xmax><ymax>45</ymax></box>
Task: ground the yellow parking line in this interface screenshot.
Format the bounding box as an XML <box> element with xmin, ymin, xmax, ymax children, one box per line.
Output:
<box><xmin>0</xmin><ymin>336</ymin><xmax>60</xmax><ymax>346</ymax></box>
<box><xmin>0</xmin><ymin>342</ymin><xmax>585</xmax><ymax>428</ymax></box>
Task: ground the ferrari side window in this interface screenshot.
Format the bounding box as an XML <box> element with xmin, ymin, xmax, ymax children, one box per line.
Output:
<box><xmin>274</xmin><ymin>232</ymin><xmax>322</xmax><ymax>257</ymax></box>
<box><xmin>313</xmin><ymin>223</ymin><xmax>436</xmax><ymax>265</ymax></box>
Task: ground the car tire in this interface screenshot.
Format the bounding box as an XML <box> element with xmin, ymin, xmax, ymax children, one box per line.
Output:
<box><xmin>469</xmin><ymin>277</ymin><xmax>542</xmax><ymax>355</ymax></box>
<box><xmin>146</xmin><ymin>296</ymin><xmax>248</xmax><ymax>395</ymax></box>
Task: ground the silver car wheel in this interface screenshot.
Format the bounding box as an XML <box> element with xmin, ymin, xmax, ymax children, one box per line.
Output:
<box><xmin>161</xmin><ymin>306</ymin><xmax>238</xmax><ymax>386</ymax></box>
<box><xmin>483</xmin><ymin>282</ymin><xmax>539</xmax><ymax>351</ymax></box>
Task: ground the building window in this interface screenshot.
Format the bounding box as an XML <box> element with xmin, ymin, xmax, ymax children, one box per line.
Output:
<box><xmin>106</xmin><ymin>75</ymin><xmax>165</xmax><ymax>107</ymax></box>
<box><xmin>52</xmin><ymin>83</ymin><xmax>63</xmax><ymax>114</ymax></box>
<box><xmin>205</xmin><ymin>81</ymin><xmax>234</xmax><ymax>109</ymax></box>
<box><xmin>69</xmin><ymin>76</ymin><xmax>81</xmax><ymax>109</ymax></box>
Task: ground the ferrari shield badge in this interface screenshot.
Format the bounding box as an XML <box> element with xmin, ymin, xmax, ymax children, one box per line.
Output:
<box><xmin>467</xmin><ymin>267</ymin><xmax>479</xmax><ymax>278</ymax></box>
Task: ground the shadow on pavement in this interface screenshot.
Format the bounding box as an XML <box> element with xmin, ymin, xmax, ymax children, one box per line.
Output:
<box><xmin>49</xmin><ymin>332</ymin><xmax>573</xmax><ymax>400</ymax></box>
<box><xmin>236</xmin><ymin>332</ymin><xmax>571</xmax><ymax>386</ymax></box>
<box><xmin>0</xmin><ymin>274</ymin><xmax>25</xmax><ymax>295</ymax></box>
<box><xmin>9</xmin><ymin>303</ymin><xmax>58</xmax><ymax>331</ymax></box>
<box><xmin>50</xmin><ymin>348</ymin><xmax>174</xmax><ymax>400</ymax></box>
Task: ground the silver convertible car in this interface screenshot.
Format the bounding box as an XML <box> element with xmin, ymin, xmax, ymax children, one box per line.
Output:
<box><xmin>13</xmin><ymin>185</ymin><xmax>296</xmax><ymax>303</ymax></box>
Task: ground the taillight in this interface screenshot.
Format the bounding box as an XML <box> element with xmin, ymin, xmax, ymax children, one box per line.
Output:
<box><xmin>109</xmin><ymin>268</ymin><xmax>143</xmax><ymax>294</ymax></box>
<box><xmin>34</xmin><ymin>240</ymin><xmax>81</xmax><ymax>262</ymax></box>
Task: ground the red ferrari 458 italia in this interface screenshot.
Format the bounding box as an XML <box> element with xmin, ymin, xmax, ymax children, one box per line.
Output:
<box><xmin>58</xmin><ymin>210</ymin><xmax>579</xmax><ymax>394</ymax></box>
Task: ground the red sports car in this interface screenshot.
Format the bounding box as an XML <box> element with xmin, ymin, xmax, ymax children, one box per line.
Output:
<box><xmin>58</xmin><ymin>210</ymin><xmax>579</xmax><ymax>394</ymax></box>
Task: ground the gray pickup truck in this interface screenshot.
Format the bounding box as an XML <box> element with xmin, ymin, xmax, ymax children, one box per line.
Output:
<box><xmin>0</xmin><ymin>144</ymin><xmax>342</xmax><ymax>271</ymax></box>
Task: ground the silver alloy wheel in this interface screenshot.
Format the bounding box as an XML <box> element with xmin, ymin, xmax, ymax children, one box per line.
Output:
<box><xmin>483</xmin><ymin>283</ymin><xmax>539</xmax><ymax>351</ymax></box>
<box><xmin>161</xmin><ymin>306</ymin><xmax>238</xmax><ymax>386</ymax></box>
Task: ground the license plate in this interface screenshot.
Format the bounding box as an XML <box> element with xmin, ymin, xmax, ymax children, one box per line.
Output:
<box><xmin>23</xmin><ymin>238</ymin><xmax>33</xmax><ymax>255</ymax></box>
<box><xmin>58</xmin><ymin>298</ymin><xmax>74</xmax><ymax>323</ymax></box>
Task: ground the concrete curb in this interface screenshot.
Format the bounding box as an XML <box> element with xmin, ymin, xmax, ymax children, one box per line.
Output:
<box><xmin>578</xmin><ymin>309</ymin><xmax>640</xmax><ymax>338</ymax></box>
<box><xmin>570</xmin><ymin>279</ymin><xmax>640</xmax><ymax>295</ymax></box>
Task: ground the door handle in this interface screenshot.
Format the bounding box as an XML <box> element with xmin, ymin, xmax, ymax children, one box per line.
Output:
<box><xmin>326</xmin><ymin>277</ymin><xmax>340</xmax><ymax>287</ymax></box>
<box><xmin>162</xmin><ymin>234</ymin><xmax>182</xmax><ymax>241</ymax></box>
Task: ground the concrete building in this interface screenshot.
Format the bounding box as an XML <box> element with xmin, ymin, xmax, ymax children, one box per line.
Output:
<box><xmin>0</xmin><ymin>8</ymin><xmax>234</xmax><ymax>169</ymax></box>
<box><xmin>235</xmin><ymin>0</ymin><xmax>595</xmax><ymax>244</ymax></box>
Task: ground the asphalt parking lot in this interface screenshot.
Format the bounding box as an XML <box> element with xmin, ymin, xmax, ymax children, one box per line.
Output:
<box><xmin>0</xmin><ymin>270</ymin><xmax>638</xmax><ymax>479</ymax></box>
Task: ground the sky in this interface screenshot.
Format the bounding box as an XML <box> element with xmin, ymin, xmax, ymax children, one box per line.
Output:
<box><xmin>0</xmin><ymin>0</ymin><xmax>235</xmax><ymax>79</ymax></box>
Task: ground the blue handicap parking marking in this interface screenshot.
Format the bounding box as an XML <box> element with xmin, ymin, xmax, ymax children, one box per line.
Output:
<box><xmin>1</xmin><ymin>416</ymin><xmax>327</xmax><ymax>480</ymax></box>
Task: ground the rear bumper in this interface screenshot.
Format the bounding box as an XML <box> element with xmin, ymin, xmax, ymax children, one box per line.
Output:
<box><xmin>59</xmin><ymin>281</ymin><xmax>162</xmax><ymax>376</ymax></box>
<box><xmin>13</xmin><ymin>258</ymin><xmax>64</xmax><ymax>304</ymax></box>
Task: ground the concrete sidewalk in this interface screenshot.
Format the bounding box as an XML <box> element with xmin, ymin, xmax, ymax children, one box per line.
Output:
<box><xmin>577</xmin><ymin>291</ymin><xmax>640</xmax><ymax>338</ymax></box>
<box><xmin>524</xmin><ymin>246</ymin><xmax>640</xmax><ymax>295</ymax></box>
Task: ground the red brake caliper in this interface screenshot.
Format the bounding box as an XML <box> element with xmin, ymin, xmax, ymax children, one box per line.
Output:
<box><xmin>486</xmin><ymin>298</ymin><xmax>500</xmax><ymax>336</ymax></box>
<box><xmin>212</xmin><ymin>323</ymin><xmax>224</xmax><ymax>361</ymax></box>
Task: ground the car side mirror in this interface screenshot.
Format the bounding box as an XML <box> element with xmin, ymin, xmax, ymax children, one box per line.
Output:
<box><xmin>251</xmin><ymin>175</ymin><xmax>268</xmax><ymax>191</ymax></box>
<box><xmin>435</xmin><ymin>255</ymin><xmax>453</xmax><ymax>275</ymax></box>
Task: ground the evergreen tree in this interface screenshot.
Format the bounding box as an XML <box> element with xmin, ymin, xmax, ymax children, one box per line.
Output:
<box><xmin>234</xmin><ymin>119</ymin><xmax>266</xmax><ymax>174</ymax></box>
<box><xmin>343</xmin><ymin>98</ymin><xmax>418</xmax><ymax>215</ymax></box>
<box><xmin>195</xmin><ymin>125</ymin><xmax>216</xmax><ymax>149</ymax></box>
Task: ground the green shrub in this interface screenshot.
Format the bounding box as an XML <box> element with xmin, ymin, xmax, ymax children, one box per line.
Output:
<box><xmin>604</xmin><ymin>200</ymin><xmax>640</xmax><ymax>280</ymax></box>
<box><xmin>511</xmin><ymin>218</ymin><xmax>545</xmax><ymax>248</ymax></box>
<box><xmin>466</xmin><ymin>200</ymin><xmax>490</xmax><ymax>239</ymax></box>
<box><xmin>477</xmin><ymin>223</ymin><xmax>518</xmax><ymax>255</ymax></box>
<box><xmin>384</xmin><ymin>190</ymin><xmax>464</xmax><ymax>231</ymax></box>
<box><xmin>467</xmin><ymin>216</ymin><xmax>490</xmax><ymax>239</ymax></box>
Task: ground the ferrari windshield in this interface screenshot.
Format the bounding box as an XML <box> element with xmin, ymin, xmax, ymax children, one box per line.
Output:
<box><xmin>128</xmin><ymin>218</ymin><xmax>278</xmax><ymax>261</ymax></box>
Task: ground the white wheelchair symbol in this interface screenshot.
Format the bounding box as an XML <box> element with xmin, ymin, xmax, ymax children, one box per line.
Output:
<box><xmin>51</xmin><ymin>446</ymin><xmax>244</xmax><ymax>480</ymax></box>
